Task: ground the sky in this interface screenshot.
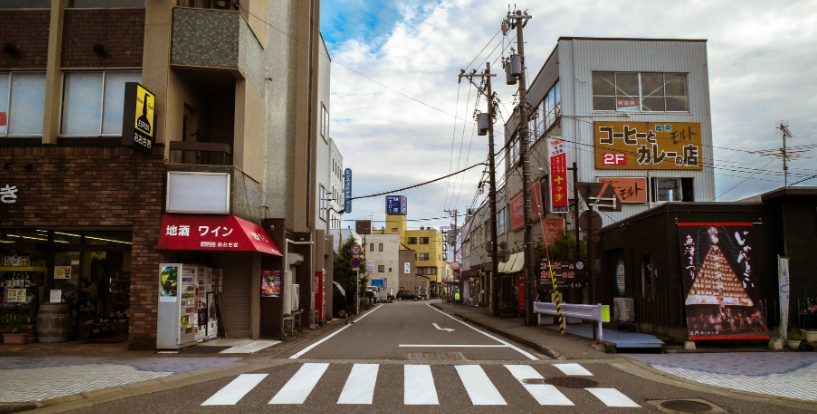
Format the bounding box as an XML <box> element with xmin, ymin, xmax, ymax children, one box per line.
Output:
<box><xmin>321</xmin><ymin>0</ymin><xmax>817</xmax><ymax>232</ymax></box>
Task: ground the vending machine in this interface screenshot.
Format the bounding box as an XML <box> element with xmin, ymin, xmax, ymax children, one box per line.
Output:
<box><xmin>157</xmin><ymin>263</ymin><xmax>198</xmax><ymax>349</ymax></box>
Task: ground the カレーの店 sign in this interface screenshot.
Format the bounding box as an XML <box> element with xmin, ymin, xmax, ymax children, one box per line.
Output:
<box><xmin>595</xmin><ymin>122</ymin><xmax>703</xmax><ymax>170</ymax></box>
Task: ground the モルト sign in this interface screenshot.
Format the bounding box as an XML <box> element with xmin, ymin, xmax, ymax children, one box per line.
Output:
<box><xmin>122</xmin><ymin>82</ymin><xmax>156</xmax><ymax>153</ymax></box>
<box><xmin>594</xmin><ymin>122</ymin><xmax>703</xmax><ymax>170</ymax></box>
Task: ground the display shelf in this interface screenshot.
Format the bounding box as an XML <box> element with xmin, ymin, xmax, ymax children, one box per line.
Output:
<box><xmin>0</xmin><ymin>267</ymin><xmax>47</xmax><ymax>272</ymax></box>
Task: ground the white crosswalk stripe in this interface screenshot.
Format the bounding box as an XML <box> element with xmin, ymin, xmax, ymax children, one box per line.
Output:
<box><xmin>337</xmin><ymin>364</ymin><xmax>379</xmax><ymax>404</ymax></box>
<box><xmin>454</xmin><ymin>365</ymin><xmax>507</xmax><ymax>405</ymax></box>
<box><xmin>504</xmin><ymin>364</ymin><xmax>574</xmax><ymax>406</ymax></box>
<box><xmin>201</xmin><ymin>363</ymin><xmax>639</xmax><ymax>408</ymax></box>
<box><xmin>269</xmin><ymin>363</ymin><xmax>329</xmax><ymax>404</ymax></box>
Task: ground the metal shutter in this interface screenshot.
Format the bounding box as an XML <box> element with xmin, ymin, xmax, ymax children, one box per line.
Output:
<box><xmin>210</xmin><ymin>252</ymin><xmax>252</xmax><ymax>338</ymax></box>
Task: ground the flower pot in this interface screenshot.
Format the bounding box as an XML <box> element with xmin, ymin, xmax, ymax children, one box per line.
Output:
<box><xmin>787</xmin><ymin>340</ymin><xmax>802</xmax><ymax>350</ymax></box>
<box><xmin>3</xmin><ymin>333</ymin><xmax>27</xmax><ymax>344</ymax></box>
<box><xmin>802</xmin><ymin>329</ymin><xmax>817</xmax><ymax>343</ymax></box>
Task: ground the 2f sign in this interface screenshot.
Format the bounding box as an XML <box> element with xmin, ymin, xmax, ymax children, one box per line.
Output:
<box><xmin>603</xmin><ymin>153</ymin><xmax>626</xmax><ymax>166</ymax></box>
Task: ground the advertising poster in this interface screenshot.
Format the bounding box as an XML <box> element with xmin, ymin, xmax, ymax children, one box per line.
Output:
<box><xmin>261</xmin><ymin>270</ymin><xmax>282</xmax><ymax>298</ymax></box>
<box><xmin>8</xmin><ymin>289</ymin><xmax>26</xmax><ymax>303</ymax></box>
<box><xmin>595</xmin><ymin>121</ymin><xmax>703</xmax><ymax>170</ymax></box>
<box><xmin>54</xmin><ymin>266</ymin><xmax>72</xmax><ymax>280</ymax></box>
<box><xmin>159</xmin><ymin>265</ymin><xmax>178</xmax><ymax>302</ymax></box>
<box><xmin>50</xmin><ymin>290</ymin><xmax>62</xmax><ymax>303</ymax></box>
<box><xmin>778</xmin><ymin>256</ymin><xmax>790</xmax><ymax>340</ymax></box>
<box><xmin>678</xmin><ymin>223</ymin><xmax>769</xmax><ymax>340</ymax></box>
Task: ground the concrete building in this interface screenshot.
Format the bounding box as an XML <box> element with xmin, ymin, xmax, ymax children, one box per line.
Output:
<box><xmin>329</xmin><ymin>138</ymin><xmax>343</xmax><ymax>229</ymax></box>
<box><xmin>362</xmin><ymin>233</ymin><xmax>400</xmax><ymax>299</ymax></box>
<box><xmin>0</xmin><ymin>0</ymin><xmax>327</xmax><ymax>348</ymax></box>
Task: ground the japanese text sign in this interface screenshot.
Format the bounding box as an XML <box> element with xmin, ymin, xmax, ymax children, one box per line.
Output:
<box><xmin>539</xmin><ymin>261</ymin><xmax>588</xmax><ymax>289</ymax></box>
<box><xmin>594</xmin><ymin>122</ymin><xmax>703</xmax><ymax>170</ymax></box>
<box><xmin>158</xmin><ymin>214</ymin><xmax>282</xmax><ymax>256</ymax></box>
<box><xmin>597</xmin><ymin>177</ymin><xmax>648</xmax><ymax>203</ymax></box>
<box><xmin>549</xmin><ymin>139</ymin><xmax>569</xmax><ymax>213</ymax></box>
<box><xmin>386</xmin><ymin>195</ymin><xmax>407</xmax><ymax>215</ymax></box>
<box><xmin>344</xmin><ymin>168</ymin><xmax>353</xmax><ymax>213</ymax></box>
<box><xmin>122</xmin><ymin>82</ymin><xmax>156</xmax><ymax>153</ymax></box>
<box><xmin>1</xmin><ymin>184</ymin><xmax>18</xmax><ymax>204</ymax></box>
<box><xmin>510</xmin><ymin>191</ymin><xmax>524</xmax><ymax>231</ymax></box>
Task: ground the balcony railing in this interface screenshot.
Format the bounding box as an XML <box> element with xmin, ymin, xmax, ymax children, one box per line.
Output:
<box><xmin>176</xmin><ymin>0</ymin><xmax>238</xmax><ymax>10</ymax></box>
<box><xmin>169</xmin><ymin>141</ymin><xmax>232</xmax><ymax>166</ymax></box>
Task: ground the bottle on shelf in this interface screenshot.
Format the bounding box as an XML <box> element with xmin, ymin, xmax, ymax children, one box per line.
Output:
<box><xmin>24</xmin><ymin>273</ymin><xmax>30</xmax><ymax>288</ymax></box>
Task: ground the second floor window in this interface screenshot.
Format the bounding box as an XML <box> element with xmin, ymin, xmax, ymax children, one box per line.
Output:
<box><xmin>378</xmin><ymin>265</ymin><xmax>384</xmax><ymax>273</ymax></box>
<box><xmin>378</xmin><ymin>243</ymin><xmax>383</xmax><ymax>251</ymax></box>
<box><xmin>370</xmin><ymin>243</ymin><xmax>374</xmax><ymax>251</ymax></box>
<box><xmin>1</xmin><ymin>72</ymin><xmax>47</xmax><ymax>137</ymax></box>
<box><xmin>61</xmin><ymin>71</ymin><xmax>142</xmax><ymax>136</ymax></box>
<box><xmin>407</xmin><ymin>237</ymin><xmax>417</xmax><ymax>244</ymax></box>
<box><xmin>592</xmin><ymin>72</ymin><xmax>688</xmax><ymax>112</ymax></box>
<box><xmin>419</xmin><ymin>253</ymin><xmax>429</xmax><ymax>261</ymax></box>
<box><xmin>419</xmin><ymin>237</ymin><xmax>430</xmax><ymax>244</ymax></box>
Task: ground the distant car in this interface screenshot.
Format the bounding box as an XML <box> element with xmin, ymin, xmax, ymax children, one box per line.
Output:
<box><xmin>396</xmin><ymin>290</ymin><xmax>419</xmax><ymax>300</ymax></box>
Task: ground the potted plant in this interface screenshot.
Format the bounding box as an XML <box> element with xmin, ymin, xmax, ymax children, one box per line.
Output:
<box><xmin>2</xmin><ymin>303</ymin><xmax>30</xmax><ymax>344</ymax></box>
<box><xmin>786</xmin><ymin>332</ymin><xmax>802</xmax><ymax>350</ymax></box>
<box><xmin>802</xmin><ymin>301</ymin><xmax>817</xmax><ymax>342</ymax></box>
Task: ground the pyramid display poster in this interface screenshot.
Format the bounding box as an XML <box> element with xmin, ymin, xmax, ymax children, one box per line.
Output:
<box><xmin>677</xmin><ymin>223</ymin><xmax>769</xmax><ymax>341</ymax></box>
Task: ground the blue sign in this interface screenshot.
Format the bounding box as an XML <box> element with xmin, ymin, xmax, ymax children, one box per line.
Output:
<box><xmin>343</xmin><ymin>168</ymin><xmax>352</xmax><ymax>214</ymax></box>
<box><xmin>386</xmin><ymin>195</ymin><xmax>407</xmax><ymax>215</ymax></box>
<box><xmin>350</xmin><ymin>258</ymin><xmax>361</xmax><ymax>269</ymax></box>
<box><xmin>370</xmin><ymin>279</ymin><xmax>385</xmax><ymax>287</ymax></box>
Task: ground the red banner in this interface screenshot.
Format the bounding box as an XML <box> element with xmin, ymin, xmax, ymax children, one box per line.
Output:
<box><xmin>510</xmin><ymin>192</ymin><xmax>524</xmax><ymax>231</ymax></box>
<box><xmin>549</xmin><ymin>139</ymin><xmax>568</xmax><ymax>213</ymax></box>
<box><xmin>158</xmin><ymin>214</ymin><xmax>282</xmax><ymax>256</ymax></box>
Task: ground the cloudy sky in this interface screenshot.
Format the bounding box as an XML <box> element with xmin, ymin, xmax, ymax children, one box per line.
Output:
<box><xmin>321</xmin><ymin>0</ymin><xmax>817</xmax><ymax>231</ymax></box>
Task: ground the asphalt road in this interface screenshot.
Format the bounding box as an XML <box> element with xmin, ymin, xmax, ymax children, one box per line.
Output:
<box><xmin>54</xmin><ymin>301</ymin><xmax>812</xmax><ymax>414</ymax></box>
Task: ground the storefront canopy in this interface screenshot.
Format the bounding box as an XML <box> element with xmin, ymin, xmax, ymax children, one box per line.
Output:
<box><xmin>497</xmin><ymin>261</ymin><xmax>507</xmax><ymax>273</ymax></box>
<box><xmin>158</xmin><ymin>214</ymin><xmax>282</xmax><ymax>256</ymax></box>
<box><xmin>506</xmin><ymin>252</ymin><xmax>525</xmax><ymax>273</ymax></box>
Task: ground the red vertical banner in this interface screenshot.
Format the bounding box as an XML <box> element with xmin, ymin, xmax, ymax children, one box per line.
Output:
<box><xmin>314</xmin><ymin>271</ymin><xmax>324</xmax><ymax>320</ymax></box>
<box><xmin>510</xmin><ymin>192</ymin><xmax>525</xmax><ymax>231</ymax></box>
<box><xmin>517</xmin><ymin>273</ymin><xmax>526</xmax><ymax>314</ymax></box>
<box><xmin>549</xmin><ymin>139</ymin><xmax>569</xmax><ymax>213</ymax></box>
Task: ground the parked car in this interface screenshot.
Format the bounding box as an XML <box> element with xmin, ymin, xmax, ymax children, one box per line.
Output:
<box><xmin>396</xmin><ymin>290</ymin><xmax>419</xmax><ymax>300</ymax></box>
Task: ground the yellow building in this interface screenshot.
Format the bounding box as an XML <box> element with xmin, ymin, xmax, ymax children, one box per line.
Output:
<box><xmin>380</xmin><ymin>214</ymin><xmax>445</xmax><ymax>293</ymax></box>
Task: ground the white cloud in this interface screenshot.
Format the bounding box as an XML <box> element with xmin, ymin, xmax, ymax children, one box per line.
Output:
<box><xmin>329</xmin><ymin>0</ymin><xmax>817</xmax><ymax>228</ymax></box>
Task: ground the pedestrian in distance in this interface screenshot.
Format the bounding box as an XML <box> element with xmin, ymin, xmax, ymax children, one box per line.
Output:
<box><xmin>345</xmin><ymin>282</ymin><xmax>357</xmax><ymax>325</ymax></box>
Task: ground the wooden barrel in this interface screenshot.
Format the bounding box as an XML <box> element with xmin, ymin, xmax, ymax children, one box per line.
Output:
<box><xmin>37</xmin><ymin>303</ymin><xmax>71</xmax><ymax>343</ymax></box>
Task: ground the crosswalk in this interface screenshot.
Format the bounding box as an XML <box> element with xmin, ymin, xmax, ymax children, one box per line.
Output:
<box><xmin>201</xmin><ymin>363</ymin><xmax>640</xmax><ymax>408</ymax></box>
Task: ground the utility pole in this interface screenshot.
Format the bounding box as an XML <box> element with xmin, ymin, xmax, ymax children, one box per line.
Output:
<box><xmin>459</xmin><ymin>64</ymin><xmax>499</xmax><ymax>316</ymax></box>
<box><xmin>503</xmin><ymin>9</ymin><xmax>535</xmax><ymax>326</ymax></box>
<box><xmin>777</xmin><ymin>121</ymin><xmax>793</xmax><ymax>186</ymax></box>
<box><xmin>444</xmin><ymin>208</ymin><xmax>458</xmax><ymax>297</ymax></box>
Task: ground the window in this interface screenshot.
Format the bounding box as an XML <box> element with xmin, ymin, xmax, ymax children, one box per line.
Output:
<box><xmin>592</xmin><ymin>72</ymin><xmax>689</xmax><ymax>112</ymax></box>
<box><xmin>419</xmin><ymin>237</ymin><xmax>429</xmax><ymax>244</ymax></box>
<box><xmin>407</xmin><ymin>237</ymin><xmax>417</xmax><ymax>244</ymax></box>
<box><xmin>369</xmin><ymin>243</ymin><xmax>374</xmax><ymax>251</ymax></box>
<box><xmin>378</xmin><ymin>265</ymin><xmax>385</xmax><ymax>273</ymax></box>
<box><xmin>533</xmin><ymin>81</ymin><xmax>560</xmax><ymax>141</ymax></box>
<box><xmin>652</xmin><ymin>178</ymin><xmax>694</xmax><ymax>202</ymax></box>
<box><xmin>378</xmin><ymin>243</ymin><xmax>383</xmax><ymax>251</ymax></box>
<box><xmin>69</xmin><ymin>0</ymin><xmax>145</xmax><ymax>7</ymax></box>
<box><xmin>509</xmin><ymin>137</ymin><xmax>520</xmax><ymax>165</ymax></box>
<box><xmin>1</xmin><ymin>72</ymin><xmax>47</xmax><ymax>136</ymax></box>
<box><xmin>318</xmin><ymin>185</ymin><xmax>328</xmax><ymax>221</ymax></box>
<box><xmin>419</xmin><ymin>253</ymin><xmax>430</xmax><ymax>261</ymax></box>
<box><xmin>320</xmin><ymin>103</ymin><xmax>328</xmax><ymax>140</ymax></box>
<box><xmin>0</xmin><ymin>0</ymin><xmax>51</xmax><ymax>8</ymax></box>
<box><xmin>61</xmin><ymin>71</ymin><xmax>141</xmax><ymax>136</ymax></box>
<box><xmin>388</xmin><ymin>268</ymin><xmax>392</xmax><ymax>272</ymax></box>
<box><xmin>497</xmin><ymin>208</ymin><xmax>507</xmax><ymax>235</ymax></box>
<box><xmin>391</xmin><ymin>227</ymin><xmax>398</xmax><ymax>233</ymax></box>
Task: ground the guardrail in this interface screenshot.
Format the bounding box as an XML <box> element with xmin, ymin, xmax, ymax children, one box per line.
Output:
<box><xmin>534</xmin><ymin>302</ymin><xmax>610</xmax><ymax>341</ymax></box>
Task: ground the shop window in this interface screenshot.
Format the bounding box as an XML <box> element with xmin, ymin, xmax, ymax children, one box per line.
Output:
<box><xmin>407</xmin><ymin>237</ymin><xmax>417</xmax><ymax>244</ymax></box>
<box><xmin>641</xmin><ymin>255</ymin><xmax>654</xmax><ymax>301</ymax></box>
<box><xmin>378</xmin><ymin>243</ymin><xmax>383</xmax><ymax>251</ymax></box>
<box><xmin>419</xmin><ymin>237</ymin><xmax>429</xmax><ymax>244</ymax></box>
<box><xmin>0</xmin><ymin>72</ymin><xmax>47</xmax><ymax>136</ymax></box>
<box><xmin>68</xmin><ymin>0</ymin><xmax>145</xmax><ymax>7</ymax></box>
<box><xmin>652</xmin><ymin>178</ymin><xmax>694</xmax><ymax>202</ymax></box>
<box><xmin>378</xmin><ymin>265</ymin><xmax>384</xmax><ymax>273</ymax></box>
<box><xmin>419</xmin><ymin>253</ymin><xmax>429</xmax><ymax>261</ymax></box>
<box><xmin>592</xmin><ymin>72</ymin><xmax>689</xmax><ymax>112</ymax></box>
<box><xmin>0</xmin><ymin>0</ymin><xmax>51</xmax><ymax>8</ymax></box>
<box><xmin>60</xmin><ymin>71</ymin><xmax>141</xmax><ymax>136</ymax></box>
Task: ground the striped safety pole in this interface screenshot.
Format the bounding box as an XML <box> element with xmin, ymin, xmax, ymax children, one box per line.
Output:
<box><xmin>546</xmin><ymin>260</ymin><xmax>565</xmax><ymax>335</ymax></box>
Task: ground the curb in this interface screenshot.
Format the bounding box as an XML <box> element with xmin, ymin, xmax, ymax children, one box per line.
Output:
<box><xmin>0</xmin><ymin>403</ymin><xmax>39</xmax><ymax>414</ymax></box>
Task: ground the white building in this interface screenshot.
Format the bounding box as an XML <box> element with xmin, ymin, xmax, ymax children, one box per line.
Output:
<box><xmin>329</xmin><ymin>138</ymin><xmax>344</xmax><ymax>229</ymax></box>
<box><xmin>363</xmin><ymin>233</ymin><xmax>401</xmax><ymax>299</ymax></box>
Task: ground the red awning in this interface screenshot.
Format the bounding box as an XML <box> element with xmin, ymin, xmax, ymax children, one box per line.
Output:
<box><xmin>158</xmin><ymin>214</ymin><xmax>282</xmax><ymax>256</ymax></box>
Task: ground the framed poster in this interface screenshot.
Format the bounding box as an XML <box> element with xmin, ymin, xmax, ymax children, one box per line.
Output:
<box><xmin>261</xmin><ymin>270</ymin><xmax>282</xmax><ymax>298</ymax></box>
<box><xmin>54</xmin><ymin>266</ymin><xmax>72</xmax><ymax>280</ymax></box>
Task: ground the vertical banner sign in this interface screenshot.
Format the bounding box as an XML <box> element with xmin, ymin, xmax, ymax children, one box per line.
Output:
<box><xmin>517</xmin><ymin>273</ymin><xmax>526</xmax><ymax>314</ymax></box>
<box><xmin>778</xmin><ymin>256</ymin><xmax>790</xmax><ymax>341</ymax></box>
<box><xmin>531</xmin><ymin>179</ymin><xmax>545</xmax><ymax>221</ymax></box>
<box><xmin>677</xmin><ymin>223</ymin><xmax>769</xmax><ymax>341</ymax></box>
<box><xmin>510</xmin><ymin>192</ymin><xmax>524</xmax><ymax>231</ymax></box>
<box><xmin>343</xmin><ymin>168</ymin><xmax>353</xmax><ymax>213</ymax></box>
<box><xmin>122</xmin><ymin>82</ymin><xmax>156</xmax><ymax>153</ymax></box>
<box><xmin>549</xmin><ymin>139</ymin><xmax>569</xmax><ymax>213</ymax></box>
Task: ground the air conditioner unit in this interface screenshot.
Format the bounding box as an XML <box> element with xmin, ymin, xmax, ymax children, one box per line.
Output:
<box><xmin>292</xmin><ymin>284</ymin><xmax>300</xmax><ymax>312</ymax></box>
<box><xmin>613</xmin><ymin>297</ymin><xmax>635</xmax><ymax>322</ymax></box>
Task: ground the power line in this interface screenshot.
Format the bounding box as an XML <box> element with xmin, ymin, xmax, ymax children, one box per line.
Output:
<box><xmin>345</xmin><ymin>161</ymin><xmax>487</xmax><ymax>203</ymax></box>
<box><xmin>713</xmin><ymin>158</ymin><xmax>777</xmax><ymax>201</ymax></box>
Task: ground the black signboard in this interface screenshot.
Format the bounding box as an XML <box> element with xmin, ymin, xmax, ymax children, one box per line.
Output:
<box><xmin>122</xmin><ymin>82</ymin><xmax>156</xmax><ymax>153</ymax></box>
<box><xmin>539</xmin><ymin>260</ymin><xmax>588</xmax><ymax>289</ymax></box>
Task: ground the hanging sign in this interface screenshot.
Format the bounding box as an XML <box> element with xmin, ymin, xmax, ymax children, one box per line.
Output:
<box><xmin>677</xmin><ymin>223</ymin><xmax>768</xmax><ymax>341</ymax></box>
<box><xmin>122</xmin><ymin>82</ymin><xmax>156</xmax><ymax>153</ymax></box>
<box><xmin>616</xmin><ymin>260</ymin><xmax>626</xmax><ymax>296</ymax></box>
<box><xmin>344</xmin><ymin>168</ymin><xmax>353</xmax><ymax>213</ymax></box>
<box><xmin>510</xmin><ymin>192</ymin><xmax>524</xmax><ymax>231</ymax></box>
<box><xmin>531</xmin><ymin>179</ymin><xmax>545</xmax><ymax>221</ymax></box>
<box><xmin>549</xmin><ymin>139</ymin><xmax>569</xmax><ymax>213</ymax></box>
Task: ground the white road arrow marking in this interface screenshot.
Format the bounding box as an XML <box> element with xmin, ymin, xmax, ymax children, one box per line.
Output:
<box><xmin>432</xmin><ymin>323</ymin><xmax>455</xmax><ymax>332</ymax></box>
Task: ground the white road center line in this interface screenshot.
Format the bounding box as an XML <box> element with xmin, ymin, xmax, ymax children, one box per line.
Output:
<box><xmin>404</xmin><ymin>365</ymin><xmax>439</xmax><ymax>405</ymax></box>
<box><xmin>586</xmin><ymin>388</ymin><xmax>641</xmax><ymax>407</ymax></box>
<box><xmin>201</xmin><ymin>374</ymin><xmax>267</xmax><ymax>406</ymax></box>
<box><xmin>427</xmin><ymin>303</ymin><xmax>539</xmax><ymax>360</ymax></box>
<box><xmin>504</xmin><ymin>365</ymin><xmax>574</xmax><ymax>406</ymax></box>
<box><xmin>290</xmin><ymin>305</ymin><xmax>384</xmax><ymax>359</ymax></box>
<box><xmin>455</xmin><ymin>365</ymin><xmax>507</xmax><ymax>405</ymax></box>
<box><xmin>553</xmin><ymin>363</ymin><xmax>593</xmax><ymax>376</ymax></box>
<box><xmin>337</xmin><ymin>364</ymin><xmax>379</xmax><ymax>405</ymax></box>
<box><xmin>269</xmin><ymin>363</ymin><xmax>329</xmax><ymax>404</ymax></box>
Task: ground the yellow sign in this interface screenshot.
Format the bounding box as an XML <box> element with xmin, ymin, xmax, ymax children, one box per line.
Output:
<box><xmin>135</xmin><ymin>84</ymin><xmax>155</xmax><ymax>137</ymax></box>
<box><xmin>594</xmin><ymin>122</ymin><xmax>703</xmax><ymax>170</ymax></box>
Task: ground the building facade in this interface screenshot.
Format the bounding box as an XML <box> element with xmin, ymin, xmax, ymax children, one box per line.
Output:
<box><xmin>362</xmin><ymin>233</ymin><xmax>400</xmax><ymax>299</ymax></box>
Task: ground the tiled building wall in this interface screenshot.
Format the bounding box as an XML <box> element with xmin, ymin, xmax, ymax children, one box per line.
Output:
<box><xmin>62</xmin><ymin>9</ymin><xmax>145</xmax><ymax>68</ymax></box>
<box><xmin>171</xmin><ymin>8</ymin><xmax>239</xmax><ymax>68</ymax></box>
<box><xmin>0</xmin><ymin>10</ymin><xmax>50</xmax><ymax>69</ymax></box>
<box><xmin>0</xmin><ymin>146</ymin><xmax>165</xmax><ymax>350</ymax></box>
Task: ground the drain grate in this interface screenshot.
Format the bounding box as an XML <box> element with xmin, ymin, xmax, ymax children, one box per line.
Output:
<box><xmin>660</xmin><ymin>400</ymin><xmax>713</xmax><ymax>413</ymax></box>
<box><xmin>407</xmin><ymin>352</ymin><xmax>466</xmax><ymax>360</ymax></box>
<box><xmin>545</xmin><ymin>377</ymin><xmax>599</xmax><ymax>388</ymax></box>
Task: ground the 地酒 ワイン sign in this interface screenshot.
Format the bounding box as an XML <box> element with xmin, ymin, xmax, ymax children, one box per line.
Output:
<box><xmin>595</xmin><ymin>121</ymin><xmax>703</xmax><ymax>170</ymax></box>
<box><xmin>122</xmin><ymin>82</ymin><xmax>156</xmax><ymax>153</ymax></box>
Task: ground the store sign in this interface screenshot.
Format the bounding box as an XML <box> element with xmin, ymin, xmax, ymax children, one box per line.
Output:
<box><xmin>166</xmin><ymin>172</ymin><xmax>230</xmax><ymax>215</ymax></box>
<box><xmin>677</xmin><ymin>222</ymin><xmax>768</xmax><ymax>340</ymax></box>
<box><xmin>122</xmin><ymin>82</ymin><xmax>156</xmax><ymax>153</ymax></box>
<box><xmin>549</xmin><ymin>139</ymin><xmax>569</xmax><ymax>213</ymax></box>
<box><xmin>1</xmin><ymin>184</ymin><xmax>18</xmax><ymax>204</ymax></box>
<box><xmin>597</xmin><ymin>177</ymin><xmax>648</xmax><ymax>203</ymax></box>
<box><xmin>386</xmin><ymin>195</ymin><xmax>407</xmax><ymax>215</ymax></box>
<box><xmin>344</xmin><ymin>168</ymin><xmax>353</xmax><ymax>213</ymax></box>
<box><xmin>158</xmin><ymin>214</ymin><xmax>282</xmax><ymax>256</ymax></box>
<box><xmin>404</xmin><ymin>262</ymin><xmax>411</xmax><ymax>274</ymax></box>
<box><xmin>510</xmin><ymin>191</ymin><xmax>524</xmax><ymax>231</ymax></box>
<box><xmin>595</xmin><ymin>122</ymin><xmax>703</xmax><ymax>170</ymax></box>
<box><xmin>539</xmin><ymin>261</ymin><xmax>588</xmax><ymax>289</ymax></box>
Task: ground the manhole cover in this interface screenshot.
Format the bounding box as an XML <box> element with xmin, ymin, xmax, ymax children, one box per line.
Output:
<box><xmin>660</xmin><ymin>400</ymin><xmax>713</xmax><ymax>412</ymax></box>
<box><xmin>520</xmin><ymin>378</ymin><xmax>547</xmax><ymax>385</ymax></box>
<box><xmin>545</xmin><ymin>377</ymin><xmax>599</xmax><ymax>388</ymax></box>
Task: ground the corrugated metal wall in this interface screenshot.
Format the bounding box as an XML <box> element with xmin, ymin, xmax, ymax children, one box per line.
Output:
<box><xmin>558</xmin><ymin>38</ymin><xmax>717</xmax><ymax>226</ymax></box>
<box><xmin>211</xmin><ymin>252</ymin><xmax>253</xmax><ymax>337</ymax></box>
